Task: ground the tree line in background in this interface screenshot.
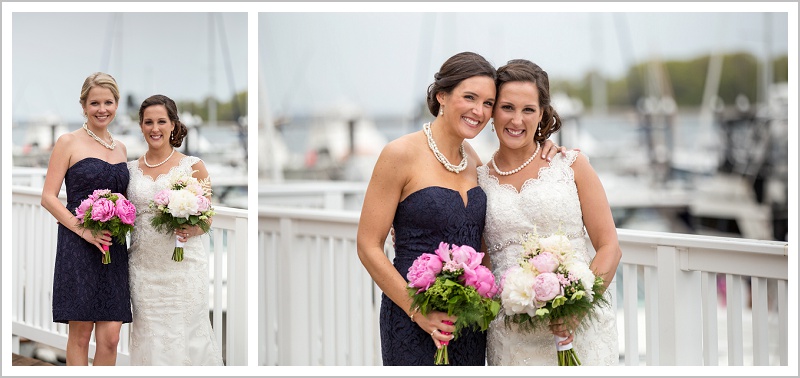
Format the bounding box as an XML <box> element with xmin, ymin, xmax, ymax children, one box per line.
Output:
<box><xmin>552</xmin><ymin>52</ymin><xmax>789</xmax><ymax>110</ymax></box>
<box><xmin>175</xmin><ymin>91</ymin><xmax>248</xmax><ymax>123</ymax></box>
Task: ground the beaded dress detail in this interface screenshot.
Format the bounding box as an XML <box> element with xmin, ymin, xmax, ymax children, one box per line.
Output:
<box><xmin>380</xmin><ymin>186</ymin><xmax>487</xmax><ymax>365</ymax></box>
<box><xmin>126</xmin><ymin>156</ymin><xmax>223</xmax><ymax>365</ymax></box>
<box><xmin>478</xmin><ymin>151</ymin><xmax>618</xmax><ymax>365</ymax></box>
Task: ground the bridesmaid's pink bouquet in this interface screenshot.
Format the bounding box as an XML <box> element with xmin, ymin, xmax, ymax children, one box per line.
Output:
<box><xmin>499</xmin><ymin>231</ymin><xmax>608</xmax><ymax>365</ymax></box>
<box><xmin>75</xmin><ymin>189</ymin><xmax>136</xmax><ymax>264</ymax></box>
<box><xmin>407</xmin><ymin>242</ymin><xmax>501</xmax><ymax>365</ymax></box>
<box><xmin>149</xmin><ymin>170</ymin><xmax>214</xmax><ymax>262</ymax></box>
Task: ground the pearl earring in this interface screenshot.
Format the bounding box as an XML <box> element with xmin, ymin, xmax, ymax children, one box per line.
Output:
<box><xmin>439</xmin><ymin>104</ymin><xmax>444</xmax><ymax>116</ymax></box>
<box><xmin>538</xmin><ymin>123</ymin><xmax>542</xmax><ymax>137</ymax></box>
<box><xmin>491</xmin><ymin>121</ymin><xmax>495</xmax><ymax>132</ymax></box>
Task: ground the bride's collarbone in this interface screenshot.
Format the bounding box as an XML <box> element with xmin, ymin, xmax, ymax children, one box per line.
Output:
<box><xmin>137</xmin><ymin>160</ymin><xmax>183</xmax><ymax>181</ymax></box>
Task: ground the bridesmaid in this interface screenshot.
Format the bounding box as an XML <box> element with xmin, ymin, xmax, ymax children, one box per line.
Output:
<box><xmin>41</xmin><ymin>72</ymin><xmax>132</xmax><ymax>365</ymax></box>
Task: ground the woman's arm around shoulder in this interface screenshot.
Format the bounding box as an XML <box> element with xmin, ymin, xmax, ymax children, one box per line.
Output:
<box><xmin>463</xmin><ymin>141</ymin><xmax>483</xmax><ymax>167</ymax></box>
<box><xmin>572</xmin><ymin>152</ymin><xmax>621</xmax><ymax>288</ymax></box>
<box><xmin>190</xmin><ymin>158</ymin><xmax>211</xmax><ymax>183</ymax></box>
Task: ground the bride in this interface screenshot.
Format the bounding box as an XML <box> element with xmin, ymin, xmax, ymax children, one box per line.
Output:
<box><xmin>479</xmin><ymin>59</ymin><xmax>621</xmax><ymax>365</ymax></box>
<box><xmin>126</xmin><ymin>94</ymin><xmax>223</xmax><ymax>365</ymax></box>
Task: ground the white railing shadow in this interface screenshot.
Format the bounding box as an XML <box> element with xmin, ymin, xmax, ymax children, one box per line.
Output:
<box><xmin>258</xmin><ymin>206</ymin><xmax>789</xmax><ymax>366</ymax></box>
<box><xmin>10</xmin><ymin>186</ymin><xmax>248</xmax><ymax>366</ymax></box>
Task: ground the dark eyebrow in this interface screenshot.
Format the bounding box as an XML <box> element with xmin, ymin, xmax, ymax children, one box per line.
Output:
<box><xmin>465</xmin><ymin>91</ymin><xmax>495</xmax><ymax>102</ymax></box>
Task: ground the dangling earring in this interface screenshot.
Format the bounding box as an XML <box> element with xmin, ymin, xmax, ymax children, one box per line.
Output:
<box><xmin>439</xmin><ymin>104</ymin><xmax>444</xmax><ymax>117</ymax></box>
<box><xmin>537</xmin><ymin>122</ymin><xmax>542</xmax><ymax>137</ymax></box>
<box><xmin>491</xmin><ymin>121</ymin><xmax>495</xmax><ymax>132</ymax></box>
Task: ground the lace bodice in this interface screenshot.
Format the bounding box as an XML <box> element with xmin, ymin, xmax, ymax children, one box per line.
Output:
<box><xmin>478</xmin><ymin>151</ymin><xmax>618</xmax><ymax>365</ymax></box>
<box><xmin>480</xmin><ymin>151</ymin><xmax>589</xmax><ymax>277</ymax></box>
<box><xmin>125</xmin><ymin>156</ymin><xmax>223</xmax><ymax>365</ymax></box>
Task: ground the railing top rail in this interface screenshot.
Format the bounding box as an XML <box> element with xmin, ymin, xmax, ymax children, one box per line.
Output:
<box><xmin>12</xmin><ymin>186</ymin><xmax>248</xmax><ymax>217</ymax></box>
<box><xmin>617</xmin><ymin>228</ymin><xmax>787</xmax><ymax>256</ymax></box>
<box><xmin>257</xmin><ymin>206</ymin><xmax>788</xmax><ymax>257</ymax></box>
<box><xmin>258</xmin><ymin>206</ymin><xmax>360</xmax><ymax>223</ymax></box>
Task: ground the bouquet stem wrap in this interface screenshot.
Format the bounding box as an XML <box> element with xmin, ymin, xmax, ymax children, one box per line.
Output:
<box><xmin>435</xmin><ymin>320</ymin><xmax>453</xmax><ymax>365</ymax></box>
<box><xmin>101</xmin><ymin>244</ymin><xmax>111</xmax><ymax>264</ymax></box>
<box><xmin>173</xmin><ymin>236</ymin><xmax>185</xmax><ymax>262</ymax></box>
<box><xmin>554</xmin><ymin>334</ymin><xmax>580</xmax><ymax>365</ymax></box>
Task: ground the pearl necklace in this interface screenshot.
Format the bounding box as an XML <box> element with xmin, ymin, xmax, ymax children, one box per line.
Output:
<box><xmin>143</xmin><ymin>148</ymin><xmax>175</xmax><ymax>168</ymax></box>
<box><xmin>490</xmin><ymin>142</ymin><xmax>541</xmax><ymax>176</ymax></box>
<box><xmin>423</xmin><ymin>122</ymin><xmax>468</xmax><ymax>174</ymax></box>
<box><xmin>82</xmin><ymin>122</ymin><xmax>116</xmax><ymax>150</ymax></box>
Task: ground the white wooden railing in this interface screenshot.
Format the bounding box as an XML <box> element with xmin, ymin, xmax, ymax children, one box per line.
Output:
<box><xmin>10</xmin><ymin>186</ymin><xmax>248</xmax><ymax>366</ymax></box>
<box><xmin>259</xmin><ymin>206</ymin><xmax>789</xmax><ymax>366</ymax></box>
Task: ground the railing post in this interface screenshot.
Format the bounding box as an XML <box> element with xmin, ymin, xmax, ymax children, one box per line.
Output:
<box><xmin>657</xmin><ymin>245</ymin><xmax>702</xmax><ymax>365</ymax></box>
<box><xmin>230</xmin><ymin>216</ymin><xmax>249</xmax><ymax>365</ymax></box>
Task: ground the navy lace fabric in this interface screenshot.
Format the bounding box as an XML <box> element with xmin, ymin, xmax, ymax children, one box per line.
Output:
<box><xmin>380</xmin><ymin>186</ymin><xmax>487</xmax><ymax>365</ymax></box>
<box><xmin>52</xmin><ymin>158</ymin><xmax>132</xmax><ymax>324</ymax></box>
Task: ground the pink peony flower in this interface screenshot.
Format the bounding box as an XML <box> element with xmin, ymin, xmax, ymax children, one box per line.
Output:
<box><xmin>407</xmin><ymin>253</ymin><xmax>443</xmax><ymax>293</ymax></box>
<box><xmin>532</xmin><ymin>272</ymin><xmax>563</xmax><ymax>303</ymax></box>
<box><xmin>451</xmin><ymin>244</ymin><xmax>483</xmax><ymax>270</ymax></box>
<box><xmin>530</xmin><ymin>251</ymin><xmax>559</xmax><ymax>273</ymax></box>
<box><xmin>462</xmin><ymin>264</ymin><xmax>498</xmax><ymax>298</ymax></box>
<box><xmin>75</xmin><ymin>198</ymin><xmax>94</xmax><ymax>219</ymax></box>
<box><xmin>196</xmin><ymin>195</ymin><xmax>211</xmax><ymax>212</ymax></box>
<box><xmin>90</xmin><ymin>198</ymin><xmax>116</xmax><ymax>222</ymax></box>
<box><xmin>154</xmin><ymin>189</ymin><xmax>171</xmax><ymax>206</ymax></box>
<box><xmin>115</xmin><ymin>198</ymin><xmax>137</xmax><ymax>225</ymax></box>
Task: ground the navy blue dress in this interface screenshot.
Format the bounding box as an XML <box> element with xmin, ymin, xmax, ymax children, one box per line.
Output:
<box><xmin>52</xmin><ymin>158</ymin><xmax>132</xmax><ymax>324</ymax></box>
<box><xmin>380</xmin><ymin>186</ymin><xmax>487</xmax><ymax>365</ymax></box>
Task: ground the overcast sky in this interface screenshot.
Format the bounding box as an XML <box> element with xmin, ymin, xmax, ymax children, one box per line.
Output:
<box><xmin>260</xmin><ymin>11</ymin><xmax>790</xmax><ymax>118</ymax></box>
<box><xmin>10</xmin><ymin>12</ymin><xmax>247</xmax><ymax>123</ymax></box>
<box><xmin>4</xmin><ymin>5</ymin><xmax>794</xmax><ymax>124</ymax></box>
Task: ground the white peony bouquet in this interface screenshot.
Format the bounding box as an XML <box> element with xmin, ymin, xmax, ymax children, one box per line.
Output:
<box><xmin>149</xmin><ymin>170</ymin><xmax>214</xmax><ymax>262</ymax></box>
<box><xmin>499</xmin><ymin>231</ymin><xmax>608</xmax><ymax>365</ymax></box>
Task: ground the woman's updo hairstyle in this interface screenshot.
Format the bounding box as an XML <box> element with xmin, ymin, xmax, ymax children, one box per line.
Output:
<box><xmin>138</xmin><ymin>94</ymin><xmax>189</xmax><ymax>148</ymax></box>
<box><xmin>496</xmin><ymin>59</ymin><xmax>562</xmax><ymax>144</ymax></box>
<box><xmin>426</xmin><ymin>52</ymin><xmax>497</xmax><ymax>117</ymax></box>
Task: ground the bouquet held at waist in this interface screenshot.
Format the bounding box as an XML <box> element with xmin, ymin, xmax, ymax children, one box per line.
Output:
<box><xmin>75</xmin><ymin>189</ymin><xmax>136</xmax><ymax>264</ymax></box>
<box><xmin>149</xmin><ymin>170</ymin><xmax>215</xmax><ymax>262</ymax></box>
<box><xmin>499</xmin><ymin>231</ymin><xmax>609</xmax><ymax>366</ymax></box>
<box><xmin>407</xmin><ymin>242</ymin><xmax>501</xmax><ymax>365</ymax></box>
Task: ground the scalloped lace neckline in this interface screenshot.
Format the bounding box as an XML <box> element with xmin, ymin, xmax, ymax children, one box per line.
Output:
<box><xmin>133</xmin><ymin>155</ymin><xmax>193</xmax><ymax>182</ymax></box>
<box><xmin>481</xmin><ymin>163</ymin><xmax>553</xmax><ymax>194</ymax></box>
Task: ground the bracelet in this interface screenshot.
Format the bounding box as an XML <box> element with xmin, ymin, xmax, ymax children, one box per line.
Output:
<box><xmin>409</xmin><ymin>306</ymin><xmax>419</xmax><ymax>323</ymax></box>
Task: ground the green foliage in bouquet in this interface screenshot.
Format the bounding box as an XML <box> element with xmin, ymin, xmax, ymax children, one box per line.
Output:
<box><xmin>409</xmin><ymin>271</ymin><xmax>501</xmax><ymax>338</ymax></box>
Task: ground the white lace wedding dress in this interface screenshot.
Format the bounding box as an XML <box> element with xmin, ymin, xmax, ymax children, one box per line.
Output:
<box><xmin>126</xmin><ymin>156</ymin><xmax>223</xmax><ymax>365</ymax></box>
<box><xmin>478</xmin><ymin>151</ymin><xmax>618</xmax><ymax>366</ymax></box>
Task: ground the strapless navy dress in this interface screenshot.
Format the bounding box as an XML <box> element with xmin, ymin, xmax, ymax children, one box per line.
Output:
<box><xmin>379</xmin><ymin>186</ymin><xmax>487</xmax><ymax>365</ymax></box>
<box><xmin>52</xmin><ymin>158</ymin><xmax>132</xmax><ymax>324</ymax></box>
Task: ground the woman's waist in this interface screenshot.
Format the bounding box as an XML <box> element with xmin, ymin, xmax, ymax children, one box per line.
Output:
<box><xmin>485</xmin><ymin>229</ymin><xmax>587</xmax><ymax>254</ymax></box>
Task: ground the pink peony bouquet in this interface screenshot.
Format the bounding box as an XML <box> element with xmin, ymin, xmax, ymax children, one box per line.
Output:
<box><xmin>75</xmin><ymin>189</ymin><xmax>136</xmax><ymax>264</ymax></box>
<box><xmin>499</xmin><ymin>231</ymin><xmax>609</xmax><ymax>366</ymax></box>
<box><xmin>149</xmin><ymin>170</ymin><xmax>214</xmax><ymax>262</ymax></box>
<box><xmin>407</xmin><ymin>242</ymin><xmax>501</xmax><ymax>365</ymax></box>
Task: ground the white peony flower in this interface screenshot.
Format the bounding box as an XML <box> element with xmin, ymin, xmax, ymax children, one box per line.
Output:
<box><xmin>501</xmin><ymin>266</ymin><xmax>538</xmax><ymax>316</ymax></box>
<box><xmin>538</xmin><ymin>234</ymin><xmax>574</xmax><ymax>261</ymax></box>
<box><xmin>167</xmin><ymin>189</ymin><xmax>200</xmax><ymax>218</ymax></box>
<box><xmin>564</xmin><ymin>259</ymin><xmax>597</xmax><ymax>301</ymax></box>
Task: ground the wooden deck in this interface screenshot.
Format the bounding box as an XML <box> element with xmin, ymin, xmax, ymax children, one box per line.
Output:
<box><xmin>11</xmin><ymin>353</ymin><xmax>54</xmax><ymax>366</ymax></box>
